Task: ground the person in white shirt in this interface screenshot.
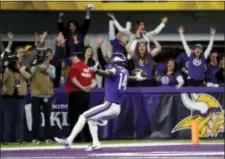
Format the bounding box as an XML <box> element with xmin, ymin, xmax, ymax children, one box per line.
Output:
<box><xmin>107</xmin><ymin>13</ymin><xmax>168</xmax><ymax>54</ymax></box>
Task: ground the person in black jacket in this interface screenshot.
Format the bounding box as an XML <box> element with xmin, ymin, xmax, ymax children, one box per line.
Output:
<box><xmin>57</xmin><ymin>4</ymin><xmax>94</xmax><ymax>57</ymax></box>
<box><xmin>51</xmin><ymin>32</ymin><xmax>66</xmax><ymax>88</ymax></box>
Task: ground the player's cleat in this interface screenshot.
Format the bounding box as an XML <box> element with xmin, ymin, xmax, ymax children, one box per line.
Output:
<box><xmin>85</xmin><ymin>143</ymin><xmax>102</xmax><ymax>151</ymax></box>
<box><xmin>54</xmin><ymin>137</ymin><xmax>72</xmax><ymax>149</ymax></box>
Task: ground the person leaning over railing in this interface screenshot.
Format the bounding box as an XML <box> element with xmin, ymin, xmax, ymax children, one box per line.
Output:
<box><xmin>30</xmin><ymin>48</ymin><xmax>55</xmax><ymax>144</ymax></box>
<box><xmin>1</xmin><ymin>36</ymin><xmax>31</xmax><ymax>144</ymax></box>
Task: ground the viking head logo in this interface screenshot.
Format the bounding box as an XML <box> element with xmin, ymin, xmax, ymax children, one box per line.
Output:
<box><xmin>172</xmin><ymin>93</ymin><xmax>224</xmax><ymax>137</ymax></box>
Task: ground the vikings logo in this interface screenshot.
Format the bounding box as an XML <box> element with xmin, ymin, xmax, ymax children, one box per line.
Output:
<box><xmin>172</xmin><ymin>93</ymin><xmax>224</xmax><ymax>137</ymax></box>
<box><xmin>193</xmin><ymin>59</ymin><xmax>202</xmax><ymax>66</ymax></box>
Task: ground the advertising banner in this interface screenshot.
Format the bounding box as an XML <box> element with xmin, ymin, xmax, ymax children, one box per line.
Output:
<box><xmin>22</xmin><ymin>87</ymin><xmax>224</xmax><ymax>140</ymax></box>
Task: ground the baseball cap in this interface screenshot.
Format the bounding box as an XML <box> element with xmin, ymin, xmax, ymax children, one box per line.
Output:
<box><xmin>24</xmin><ymin>45</ymin><xmax>32</xmax><ymax>52</ymax></box>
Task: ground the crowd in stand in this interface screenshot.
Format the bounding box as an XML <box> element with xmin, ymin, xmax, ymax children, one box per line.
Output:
<box><xmin>1</xmin><ymin>11</ymin><xmax>224</xmax><ymax>89</ymax></box>
<box><xmin>0</xmin><ymin>5</ymin><xmax>224</xmax><ymax>144</ymax></box>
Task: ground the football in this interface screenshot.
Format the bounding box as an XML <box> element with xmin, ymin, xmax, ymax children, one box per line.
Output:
<box><xmin>131</xmin><ymin>69</ymin><xmax>147</xmax><ymax>78</ymax></box>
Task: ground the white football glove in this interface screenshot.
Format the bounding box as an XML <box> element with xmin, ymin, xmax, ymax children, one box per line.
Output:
<box><xmin>136</xmin><ymin>71</ymin><xmax>146</xmax><ymax>81</ymax></box>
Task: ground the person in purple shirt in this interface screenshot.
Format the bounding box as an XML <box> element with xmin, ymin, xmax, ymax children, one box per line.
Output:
<box><xmin>176</xmin><ymin>52</ymin><xmax>189</xmax><ymax>75</ymax></box>
<box><xmin>57</xmin><ymin>4</ymin><xmax>94</xmax><ymax>57</ymax></box>
<box><xmin>178</xmin><ymin>26</ymin><xmax>216</xmax><ymax>86</ymax></box>
<box><xmin>126</xmin><ymin>34</ymin><xmax>161</xmax><ymax>86</ymax></box>
<box><xmin>206</xmin><ymin>52</ymin><xmax>219</xmax><ymax>85</ymax></box>
<box><xmin>216</xmin><ymin>57</ymin><xmax>225</xmax><ymax>85</ymax></box>
<box><xmin>107</xmin><ymin>13</ymin><xmax>168</xmax><ymax>54</ymax></box>
<box><xmin>155</xmin><ymin>62</ymin><xmax>166</xmax><ymax>74</ymax></box>
<box><xmin>54</xmin><ymin>52</ymin><xmax>146</xmax><ymax>151</ymax></box>
<box><xmin>108</xmin><ymin>20</ymin><xmax>128</xmax><ymax>57</ymax></box>
<box><xmin>176</xmin><ymin>52</ymin><xmax>189</xmax><ymax>67</ymax></box>
<box><xmin>157</xmin><ymin>59</ymin><xmax>184</xmax><ymax>88</ymax></box>
<box><xmin>96</xmin><ymin>36</ymin><xmax>134</xmax><ymax>87</ymax></box>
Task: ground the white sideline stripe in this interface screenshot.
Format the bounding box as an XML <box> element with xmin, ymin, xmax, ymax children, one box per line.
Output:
<box><xmin>90</xmin><ymin>152</ymin><xmax>224</xmax><ymax>157</ymax></box>
<box><xmin>151</xmin><ymin>151</ymin><xmax>224</xmax><ymax>154</ymax></box>
<box><xmin>1</xmin><ymin>142</ymin><xmax>224</xmax><ymax>151</ymax></box>
<box><xmin>0</xmin><ymin>158</ymin><xmax>86</xmax><ymax>159</ymax></box>
<box><xmin>0</xmin><ymin>157</ymin><xmax>222</xmax><ymax>159</ymax></box>
<box><xmin>1</xmin><ymin>156</ymin><xmax>85</xmax><ymax>159</ymax></box>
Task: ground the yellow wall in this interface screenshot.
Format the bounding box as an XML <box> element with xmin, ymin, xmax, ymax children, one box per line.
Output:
<box><xmin>1</xmin><ymin>1</ymin><xmax>224</xmax><ymax>11</ymax></box>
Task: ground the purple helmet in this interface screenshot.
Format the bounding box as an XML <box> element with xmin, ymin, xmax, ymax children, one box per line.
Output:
<box><xmin>110</xmin><ymin>52</ymin><xmax>127</xmax><ymax>67</ymax></box>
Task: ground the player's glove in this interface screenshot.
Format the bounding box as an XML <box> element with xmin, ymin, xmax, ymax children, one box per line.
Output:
<box><xmin>136</xmin><ymin>71</ymin><xmax>147</xmax><ymax>81</ymax></box>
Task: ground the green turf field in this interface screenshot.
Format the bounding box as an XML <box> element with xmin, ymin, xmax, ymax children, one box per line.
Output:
<box><xmin>1</xmin><ymin>139</ymin><xmax>224</xmax><ymax>148</ymax></box>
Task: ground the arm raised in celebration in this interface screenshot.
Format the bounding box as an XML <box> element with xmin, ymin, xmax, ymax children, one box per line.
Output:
<box><xmin>178</xmin><ymin>26</ymin><xmax>192</xmax><ymax>57</ymax></box>
<box><xmin>107</xmin><ymin>13</ymin><xmax>131</xmax><ymax>37</ymax></box>
<box><xmin>146</xmin><ymin>17</ymin><xmax>168</xmax><ymax>37</ymax></box>
<box><xmin>204</xmin><ymin>28</ymin><xmax>216</xmax><ymax>59</ymax></box>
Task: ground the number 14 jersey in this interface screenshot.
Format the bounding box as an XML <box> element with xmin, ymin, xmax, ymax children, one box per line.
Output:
<box><xmin>104</xmin><ymin>64</ymin><xmax>129</xmax><ymax>104</ymax></box>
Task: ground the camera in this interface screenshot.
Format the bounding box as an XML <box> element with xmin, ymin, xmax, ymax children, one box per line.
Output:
<box><xmin>1</xmin><ymin>51</ymin><xmax>18</xmax><ymax>70</ymax></box>
<box><xmin>32</xmin><ymin>48</ymin><xmax>48</xmax><ymax>66</ymax></box>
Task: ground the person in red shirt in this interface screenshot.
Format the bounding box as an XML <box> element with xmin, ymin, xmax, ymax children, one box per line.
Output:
<box><xmin>66</xmin><ymin>52</ymin><xmax>96</xmax><ymax>142</ymax></box>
